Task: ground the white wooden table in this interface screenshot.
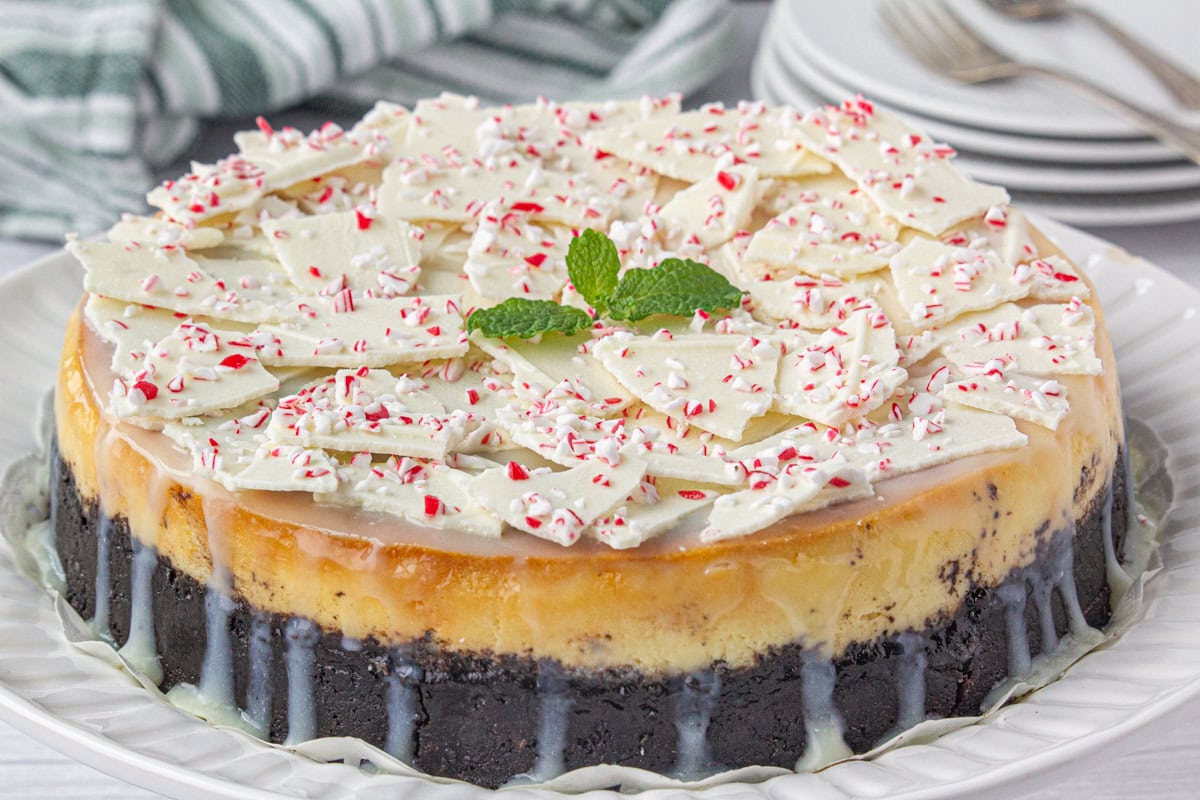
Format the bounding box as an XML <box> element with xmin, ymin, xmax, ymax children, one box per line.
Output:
<box><xmin>2</xmin><ymin>3</ymin><xmax>1199</xmax><ymax>796</ymax></box>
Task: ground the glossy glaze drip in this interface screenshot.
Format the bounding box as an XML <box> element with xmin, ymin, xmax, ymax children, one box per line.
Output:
<box><xmin>90</xmin><ymin>514</ymin><xmax>114</xmax><ymax>642</ymax></box>
<box><xmin>1027</xmin><ymin>571</ymin><xmax>1059</xmax><ymax>655</ymax></box>
<box><xmin>794</xmin><ymin>653</ymin><xmax>851</xmax><ymax>771</ymax></box>
<box><xmin>891</xmin><ymin>632</ymin><xmax>927</xmax><ymax>734</ymax></box>
<box><xmin>997</xmin><ymin>581</ymin><xmax>1032</xmax><ymax>678</ymax></box>
<box><xmin>244</xmin><ymin>612</ymin><xmax>274</xmax><ymax>736</ymax></box>
<box><xmin>1051</xmin><ymin>523</ymin><xmax>1089</xmax><ymax>637</ymax></box>
<box><xmin>284</xmin><ymin>617</ymin><xmax>320</xmax><ymax>745</ymax></box>
<box><xmin>510</xmin><ymin>660</ymin><xmax>573</xmax><ymax>784</ymax></box>
<box><xmin>198</xmin><ymin>586</ymin><xmax>237</xmax><ymax>708</ymax></box>
<box><xmin>384</xmin><ymin>647</ymin><xmax>422</xmax><ymax>764</ymax></box>
<box><xmin>1101</xmin><ymin>485</ymin><xmax>1133</xmax><ymax>598</ymax></box>
<box><xmin>671</xmin><ymin>669</ymin><xmax>722</xmax><ymax>780</ymax></box>
<box><xmin>118</xmin><ymin>536</ymin><xmax>162</xmax><ymax>684</ymax></box>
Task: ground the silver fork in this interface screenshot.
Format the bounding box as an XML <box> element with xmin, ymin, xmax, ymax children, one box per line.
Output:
<box><xmin>881</xmin><ymin>0</ymin><xmax>1200</xmax><ymax>165</ymax></box>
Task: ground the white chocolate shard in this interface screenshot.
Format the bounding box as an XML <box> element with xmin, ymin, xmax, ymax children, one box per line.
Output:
<box><xmin>747</xmin><ymin>273</ymin><xmax>882</xmax><ymax>329</ymax></box>
<box><xmin>110</xmin><ymin>322</ymin><xmax>280</xmax><ymax>419</ymax></box>
<box><xmin>591</xmin><ymin>331</ymin><xmax>780</xmax><ymax>441</ymax></box>
<box><xmin>658</xmin><ymin>165</ymin><xmax>759</xmax><ymax>249</ymax></box>
<box><xmin>261</xmin><ymin>210</ymin><xmax>423</xmax><ymax>296</ymax></box>
<box><xmin>474</xmin><ymin>332</ymin><xmax>633</xmax><ymax>418</ymax></box>
<box><xmin>743</xmin><ymin>175</ymin><xmax>900</xmax><ymax>277</ymax></box>
<box><xmin>845</xmin><ymin>386</ymin><xmax>1027</xmax><ymax>480</ymax></box>
<box><xmin>317</xmin><ymin>453</ymin><xmax>501</xmax><ymax>538</ymax></box>
<box><xmin>251</xmin><ymin>293</ymin><xmax>468</xmax><ymax>368</ymax></box>
<box><xmin>463</xmin><ymin>202</ymin><xmax>569</xmax><ymax>301</ymax></box>
<box><xmin>701</xmin><ymin>460</ymin><xmax>869</xmax><ymax>542</ymax></box>
<box><xmin>590</xmin><ymin>478</ymin><xmax>720</xmax><ymax>549</ymax></box>
<box><xmin>942</xmin><ymin>372</ymin><xmax>1070</xmax><ymax>430</ymax></box>
<box><xmin>378</xmin><ymin>153</ymin><xmax>615</xmax><ymax>228</ymax></box>
<box><xmin>941</xmin><ymin>300</ymin><xmax>1101</xmax><ymax>377</ymax></box>
<box><xmin>774</xmin><ymin>310</ymin><xmax>908</xmax><ymax>426</ymax></box>
<box><xmin>266</xmin><ymin>374</ymin><xmax>463</xmax><ymax>459</ymax></box>
<box><xmin>1013</xmin><ymin>255</ymin><xmax>1091</xmax><ymax>302</ymax></box>
<box><xmin>474</xmin><ymin>454</ymin><xmax>647</xmax><ymax>546</ymax></box>
<box><xmin>147</xmin><ymin>154</ymin><xmax>266</xmax><ymax>225</ymax></box>
<box><xmin>888</xmin><ymin>237</ymin><xmax>1029</xmax><ymax>327</ymax></box>
<box><xmin>162</xmin><ymin>403</ymin><xmax>338</xmax><ymax>494</ymax></box>
<box><xmin>234</xmin><ymin>101</ymin><xmax>411</xmax><ymax>191</ymax></box>
<box><xmin>85</xmin><ymin>296</ymin><xmax>192</xmax><ymax>373</ymax></box>
<box><xmin>332</xmin><ymin>367</ymin><xmax>447</xmax><ymax>415</ymax></box>
<box><xmin>585</xmin><ymin>104</ymin><xmax>832</xmax><ymax>183</ymax></box>
<box><xmin>70</xmin><ymin>238</ymin><xmax>294</xmax><ymax>324</ymax></box>
<box><xmin>107</xmin><ymin>215</ymin><xmax>225</xmax><ymax>251</ymax></box>
<box><xmin>792</xmin><ymin>98</ymin><xmax>1008</xmax><ymax>235</ymax></box>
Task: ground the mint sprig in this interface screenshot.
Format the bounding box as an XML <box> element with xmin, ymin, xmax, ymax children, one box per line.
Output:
<box><xmin>608</xmin><ymin>258</ymin><xmax>745</xmax><ymax>322</ymax></box>
<box><xmin>464</xmin><ymin>231</ymin><xmax>745</xmax><ymax>339</ymax></box>
<box><xmin>566</xmin><ymin>228</ymin><xmax>620</xmax><ymax>317</ymax></box>
<box><xmin>465</xmin><ymin>298</ymin><xmax>592</xmax><ymax>338</ymax></box>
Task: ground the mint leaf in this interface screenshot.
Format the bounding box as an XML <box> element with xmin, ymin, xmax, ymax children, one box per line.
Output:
<box><xmin>566</xmin><ymin>228</ymin><xmax>620</xmax><ymax>316</ymax></box>
<box><xmin>465</xmin><ymin>298</ymin><xmax>593</xmax><ymax>339</ymax></box>
<box><xmin>608</xmin><ymin>258</ymin><xmax>745</xmax><ymax>322</ymax></box>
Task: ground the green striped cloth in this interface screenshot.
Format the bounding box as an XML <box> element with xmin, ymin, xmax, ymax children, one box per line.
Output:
<box><xmin>0</xmin><ymin>0</ymin><xmax>738</xmax><ymax>241</ymax></box>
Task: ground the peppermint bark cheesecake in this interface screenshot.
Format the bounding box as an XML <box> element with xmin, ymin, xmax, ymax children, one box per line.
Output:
<box><xmin>51</xmin><ymin>95</ymin><xmax>1130</xmax><ymax>787</ymax></box>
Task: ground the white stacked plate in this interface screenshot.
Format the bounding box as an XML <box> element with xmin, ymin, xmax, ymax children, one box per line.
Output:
<box><xmin>752</xmin><ymin>0</ymin><xmax>1200</xmax><ymax>226</ymax></box>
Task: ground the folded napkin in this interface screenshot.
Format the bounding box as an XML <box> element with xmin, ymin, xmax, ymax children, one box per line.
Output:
<box><xmin>0</xmin><ymin>0</ymin><xmax>736</xmax><ymax>241</ymax></box>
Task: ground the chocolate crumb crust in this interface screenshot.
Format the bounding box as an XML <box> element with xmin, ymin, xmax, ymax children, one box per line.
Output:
<box><xmin>51</xmin><ymin>449</ymin><xmax>1129</xmax><ymax>788</ymax></box>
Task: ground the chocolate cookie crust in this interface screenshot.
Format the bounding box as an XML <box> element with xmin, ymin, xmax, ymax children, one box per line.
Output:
<box><xmin>51</xmin><ymin>449</ymin><xmax>1129</xmax><ymax>788</ymax></box>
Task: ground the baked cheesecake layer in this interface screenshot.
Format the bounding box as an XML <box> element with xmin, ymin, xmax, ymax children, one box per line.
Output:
<box><xmin>52</xmin><ymin>449</ymin><xmax>1128</xmax><ymax>788</ymax></box>
<box><xmin>55</xmin><ymin>285</ymin><xmax>1126</xmax><ymax>672</ymax></box>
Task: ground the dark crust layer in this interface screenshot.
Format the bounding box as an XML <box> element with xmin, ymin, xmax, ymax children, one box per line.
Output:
<box><xmin>52</xmin><ymin>448</ymin><xmax>1129</xmax><ymax>788</ymax></box>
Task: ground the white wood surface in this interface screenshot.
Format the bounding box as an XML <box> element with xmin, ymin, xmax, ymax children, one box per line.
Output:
<box><xmin>3</xmin><ymin>2</ymin><xmax>1199</xmax><ymax>796</ymax></box>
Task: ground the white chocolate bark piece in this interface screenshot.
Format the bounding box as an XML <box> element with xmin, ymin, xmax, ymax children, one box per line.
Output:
<box><xmin>846</xmin><ymin>388</ymin><xmax>1027</xmax><ymax>480</ymax></box>
<box><xmin>590</xmin><ymin>477</ymin><xmax>720</xmax><ymax>549</ymax></box>
<box><xmin>747</xmin><ymin>273</ymin><xmax>882</xmax><ymax>329</ymax></box>
<box><xmin>792</xmin><ymin>98</ymin><xmax>1008</xmax><ymax>235</ymax></box>
<box><xmin>261</xmin><ymin>210</ymin><xmax>423</xmax><ymax>296</ymax></box>
<box><xmin>234</xmin><ymin>101</ymin><xmax>410</xmax><ymax>191</ymax></box>
<box><xmin>463</xmin><ymin>203</ymin><xmax>569</xmax><ymax>301</ymax></box>
<box><xmin>163</xmin><ymin>404</ymin><xmax>338</xmax><ymax>494</ymax></box>
<box><xmin>378</xmin><ymin>154</ymin><xmax>615</xmax><ymax>228</ymax></box>
<box><xmin>146</xmin><ymin>154</ymin><xmax>266</xmax><ymax>225</ymax></box>
<box><xmin>252</xmin><ymin>293</ymin><xmax>468</xmax><ymax>368</ymax></box>
<box><xmin>317</xmin><ymin>453</ymin><xmax>501</xmax><ymax>538</ymax></box>
<box><xmin>110</xmin><ymin>322</ymin><xmax>280</xmax><ymax>419</ymax></box>
<box><xmin>592</xmin><ymin>331</ymin><xmax>780</xmax><ymax>441</ymax></box>
<box><xmin>266</xmin><ymin>374</ymin><xmax>463</xmax><ymax>459</ymax></box>
<box><xmin>888</xmin><ymin>237</ymin><xmax>1029</xmax><ymax>327</ymax></box>
<box><xmin>332</xmin><ymin>367</ymin><xmax>447</xmax><ymax>415</ymax></box>
<box><xmin>941</xmin><ymin>300</ymin><xmax>1102</xmax><ymax>377</ymax></box>
<box><xmin>743</xmin><ymin>175</ymin><xmax>901</xmax><ymax>277</ymax></box>
<box><xmin>585</xmin><ymin>104</ymin><xmax>832</xmax><ymax>183</ymax></box>
<box><xmin>71</xmin><ymin>238</ymin><xmax>294</xmax><ymax>324</ymax></box>
<box><xmin>474</xmin><ymin>455</ymin><xmax>647</xmax><ymax>545</ymax></box>
<box><xmin>1014</xmin><ymin>255</ymin><xmax>1091</xmax><ymax>302</ymax></box>
<box><xmin>658</xmin><ymin>165</ymin><xmax>759</xmax><ymax>249</ymax></box>
<box><xmin>702</xmin><ymin>460</ymin><xmax>870</xmax><ymax>543</ymax></box>
<box><xmin>107</xmin><ymin>215</ymin><xmax>225</xmax><ymax>250</ymax></box>
<box><xmin>85</xmin><ymin>296</ymin><xmax>191</xmax><ymax>373</ymax></box>
<box><xmin>774</xmin><ymin>310</ymin><xmax>908</xmax><ymax>426</ymax></box>
<box><xmin>474</xmin><ymin>332</ymin><xmax>633</xmax><ymax>418</ymax></box>
<box><xmin>943</xmin><ymin>372</ymin><xmax>1070</xmax><ymax>430</ymax></box>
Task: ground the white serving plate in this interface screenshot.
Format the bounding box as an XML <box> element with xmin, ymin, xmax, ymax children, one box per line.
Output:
<box><xmin>753</xmin><ymin>40</ymin><xmax>1200</xmax><ymax>226</ymax></box>
<box><xmin>0</xmin><ymin>218</ymin><xmax>1199</xmax><ymax>799</ymax></box>
<box><xmin>763</xmin><ymin>17</ymin><xmax>1200</xmax><ymax>191</ymax></box>
<box><xmin>771</xmin><ymin>0</ymin><xmax>1200</xmax><ymax>139</ymax></box>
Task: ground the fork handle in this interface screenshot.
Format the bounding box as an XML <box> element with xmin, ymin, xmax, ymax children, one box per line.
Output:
<box><xmin>1024</xmin><ymin>64</ymin><xmax>1200</xmax><ymax>166</ymax></box>
<box><xmin>1070</xmin><ymin>5</ymin><xmax>1200</xmax><ymax>111</ymax></box>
